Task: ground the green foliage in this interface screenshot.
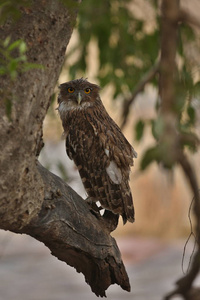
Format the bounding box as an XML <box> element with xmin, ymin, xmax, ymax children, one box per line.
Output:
<box><xmin>69</xmin><ymin>1</ymin><xmax>199</xmax><ymax>171</ymax></box>
<box><xmin>193</xmin><ymin>81</ymin><xmax>200</xmax><ymax>99</ymax></box>
<box><xmin>135</xmin><ymin>120</ymin><xmax>145</xmax><ymax>141</ymax></box>
<box><xmin>151</xmin><ymin>117</ymin><xmax>165</xmax><ymax>141</ymax></box>
<box><xmin>141</xmin><ymin>145</ymin><xmax>161</xmax><ymax>170</ymax></box>
<box><xmin>68</xmin><ymin>0</ymin><xmax>159</xmax><ymax>97</ymax></box>
<box><xmin>0</xmin><ymin>37</ymin><xmax>43</xmax><ymax>80</ymax></box>
<box><xmin>0</xmin><ymin>1</ymin><xmax>42</xmax><ymax>81</ymax></box>
<box><xmin>0</xmin><ymin>0</ymin><xmax>31</xmax><ymax>25</ymax></box>
<box><xmin>136</xmin><ymin>24</ymin><xmax>199</xmax><ymax>170</ymax></box>
<box><xmin>0</xmin><ymin>36</ymin><xmax>43</xmax><ymax>120</ymax></box>
<box><xmin>141</xmin><ymin>141</ymin><xmax>178</xmax><ymax>171</ymax></box>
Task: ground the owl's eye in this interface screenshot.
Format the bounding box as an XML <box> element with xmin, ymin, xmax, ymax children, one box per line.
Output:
<box><xmin>84</xmin><ymin>88</ymin><xmax>91</xmax><ymax>94</ymax></box>
<box><xmin>67</xmin><ymin>87</ymin><xmax>75</xmax><ymax>93</ymax></box>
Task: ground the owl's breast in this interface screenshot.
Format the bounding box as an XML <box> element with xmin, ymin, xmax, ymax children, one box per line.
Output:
<box><xmin>65</xmin><ymin>111</ymin><xmax>105</xmax><ymax>162</ymax></box>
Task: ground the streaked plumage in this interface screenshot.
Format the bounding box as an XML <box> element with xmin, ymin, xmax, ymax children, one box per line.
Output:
<box><xmin>57</xmin><ymin>78</ymin><xmax>137</xmax><ymax>224</ymax></box>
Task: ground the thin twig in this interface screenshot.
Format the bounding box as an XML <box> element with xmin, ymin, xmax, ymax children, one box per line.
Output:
<box><xmin>120</xmin><ymin>61</ymin><xmax>160</xmax><ymax>129</ymax></box>
<box><xmin>181</xmin><ymin>197</ymin><xmax>197</xmax><ymax>275</ymax></box>
<box><xmin>178</xmin><ymin>153</ymin><xmax>200</xmax><ymax>227</ymax></box>
<box><xmin>165</xmin><ymin>153</ymin><xmax>200</xmax><ymax>300</ymax></box>
<box><xmin>159</xmin><ymin>0</ymin><xmax>179</xmax><ymax>114</ymax></box>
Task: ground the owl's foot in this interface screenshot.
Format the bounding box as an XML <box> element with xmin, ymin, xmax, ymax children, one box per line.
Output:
<box><xmin>85</xmin><ymin>197</ymin><xmax>102</xmax><ymax>219</ymax></box>
<box><xmin>85</xmin><ymin>198</ymin><xmax>119</xmax><ymax>232</ymax></box>
<box><xmin>101</xmin><ymin>210</ymin><xmax>119</xmax><ymax>232</ymax></box>
<box><xmin>45</xmin><ymin>203</ymin><xmax>56</xmax><ymax>210</ymax></box>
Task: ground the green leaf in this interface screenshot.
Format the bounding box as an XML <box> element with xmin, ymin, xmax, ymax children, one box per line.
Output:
<box><xmin>151</xmin><ymin>117</ymin><xmax>164</xmax><ymax>141</ymax></box>
<box><xmin>19</xmin><ymin>41</ymin><xmax>27</xmax><ymax>54</ymax></box>
<box><xmin>3</xmin><ymin>36</ymin><xmax>11</xmax><ymax>47</ymax></box>
<box><xmin>193</xmin><ymin>81</ymin><xmax>200</xmax><ymax>99</ymax></box>
<box><xmin>187</xmin><ymin>106</ymin><xmax>195</xmax><ymax>125</ymax></box>
<box><xmin>8</xmin><ymin>40</ymin><xmax>22</xmax><ymax>51</ymax></box>
<box><xmin>0</xmin><ymin>0</ymin><xmax>32</xmax><ymax>25</ymax></box>
<box><xmin>0</xmin><ymin>37</ymin><xmax>44</xmax><ymax>80</ymax></box>
<box><xmin>140</xmin><ymin>146</ymin><xmax>160</xmax><ymax>170</ymax></box>
<box><xmin>9</xmin><ymin>60</ymin><xmax>18</xmax><ymax>72</ymax></box>
<box><xmin>135</xmin><ymin>120</ymin><xmax>145</xmax><ymax>141</ymax></box>
<box><xmin>0</xmin><ymin>66</ymin><xmax>6</xmax><ymax>75</ymax></box>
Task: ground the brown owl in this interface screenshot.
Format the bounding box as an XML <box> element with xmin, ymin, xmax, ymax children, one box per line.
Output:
<box><xmin>57</xmin><ymin>78</ymin><xmax>137</xmax><ymax>224</ymax></box>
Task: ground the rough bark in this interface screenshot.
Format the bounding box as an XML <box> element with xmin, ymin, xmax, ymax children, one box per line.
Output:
<box><xmin>0</xmin><ymin>0</ymin><xmax>77</xmax><ymax>230</ymax></box>
<box><xmin>0</xmin><ymin>0</ymin><xmax>130</xmax><ymax>296</ymax></box>
<box><xmin>18</xmin><ymin>162</ymin><xmax>130</xmax><ymax>297</ymax></box>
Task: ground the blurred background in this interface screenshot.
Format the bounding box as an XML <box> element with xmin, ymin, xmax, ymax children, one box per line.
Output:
<box><xmin>40</xmin><ymin>0</ymin><xmax>200</xmax><ymax>240</ymax></box>
<box><xmin>1</xmin><ymin>0</ymin><xmax>200</xmax><ymax>299</ymax></box>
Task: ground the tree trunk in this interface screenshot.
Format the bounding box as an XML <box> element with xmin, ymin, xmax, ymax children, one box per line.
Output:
<box><xmin>0</xmin><ymin>0</ymin><xmax>130</xmax><ymax>296</ymax></box>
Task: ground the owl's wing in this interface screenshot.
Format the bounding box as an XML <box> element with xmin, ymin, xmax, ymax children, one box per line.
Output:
<box><xmin>65</xmin><ymin>110</ymin><xmax>136</xmax><ymax>224</ymax></box>
<box><xmin>86</xmin><ymin>113</ymin><xmax>137</xmax><ymax>224</ymax></box>
<box><xmin>97</xmin><ymin>115</ymin><xmax>137</xmax><ymax>173</ymax></box>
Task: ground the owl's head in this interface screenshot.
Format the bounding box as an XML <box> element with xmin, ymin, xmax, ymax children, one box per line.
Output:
<box><xmin>57</xmin><ymin>78</ymin><xmax>101</xmax><ymax>115</ymax></box>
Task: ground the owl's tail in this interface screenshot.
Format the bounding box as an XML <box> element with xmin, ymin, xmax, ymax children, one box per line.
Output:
<box><xmin>122</xmin><ymin>207</ymin><xmax>135</xmax><ymax>224</ymax></box>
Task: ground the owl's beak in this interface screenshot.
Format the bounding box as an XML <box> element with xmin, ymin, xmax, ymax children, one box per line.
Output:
<box><xmin>77</xmin><ymin>92</ymin><xmax>82</xmax><ymax>105</ymax></box>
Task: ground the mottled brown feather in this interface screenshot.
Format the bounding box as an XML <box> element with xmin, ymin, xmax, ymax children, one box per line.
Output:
<box><xmin>58</xmin><ymin>78</ymin><xmax>137</xmax><ymax>224</ymax></box>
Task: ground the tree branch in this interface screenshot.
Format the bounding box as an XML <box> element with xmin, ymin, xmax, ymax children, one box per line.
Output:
<box><xmin>164</xmin><ymin>154</ymin><xmax>200</xmax><ymax>300</ymax></box>
<box><xmin>160</xmin><ymin>0</ymin><xmax>179</xmax><ymax>114</ymax></box>
<box><xmin>17</xmin><ymin>162</ymin><xmax>130</xmax><ymax>297</ymax></box>
<box><xmin>179</xmin><ymin>8</ymin><xmax>200</xmax><ymax>29</ymax></box>
<box><xmin>159</xmin><ymin>0</ymin><xmax>200</xmax><ymax>298</ymax></box>
<box><xmin>0</xmin><ymin>0</ymin><xmax>78</xmax><ymax>230</ymax></box>
<box><xmin>121</xmin><ymin>61</ymin><xmax>159</xmax><ymax>129</ymax></box>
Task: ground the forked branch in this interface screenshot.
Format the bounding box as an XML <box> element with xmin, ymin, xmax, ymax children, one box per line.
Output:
<box><xmin>16</xmin><ymin>163</ymin><xmax>131</xmax><ymax>297</ymax></box>
<box><xmin>179</xmin><ymin>8</ymin><xmax>200</xmax><ymax>29</ymax></box>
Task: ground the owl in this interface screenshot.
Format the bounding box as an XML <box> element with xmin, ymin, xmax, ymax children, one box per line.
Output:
<box><xmin>57</xmin><ymin>78</ymin><xmax>137</xmax><ymax>224</ymax></box>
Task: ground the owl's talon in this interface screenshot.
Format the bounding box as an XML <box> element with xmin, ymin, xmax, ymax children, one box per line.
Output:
<box><xmin>85</xmin><ymin>198</ymin><xmax>102</xmax><ymax>219</ymax></box>
<box><xmin>90</xmin><ymin>208</ymin><xmax>101</xmax><ymax>219</ymax></box>
<box><xmin>88</xmin><ymin>205</ymin><xmax>101</xmax><ymax>219</ymax></box>
<box><xmin>101</xmin><ymin>210</ymin><xmax>119</xmax><ymax>232</ymax></box>
<box><xmin>45</xmin><ymin>203</ymin><xmax>56</xmax><ymax>210</ymax></box>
